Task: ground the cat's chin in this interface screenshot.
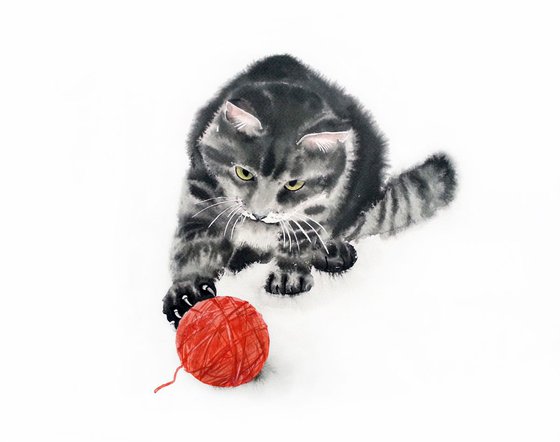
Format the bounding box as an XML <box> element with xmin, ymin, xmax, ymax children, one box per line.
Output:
<box><xmin>233</xmin><ymin>219</ymin><xmax>280</xmax><ymax>252</ymax></box>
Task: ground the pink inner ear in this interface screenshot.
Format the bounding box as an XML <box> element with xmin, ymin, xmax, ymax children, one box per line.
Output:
<box><xmin>296</xmin><ymin>131</ymin><xmax>351</xmax><ymax>153</ymax></box>
<box><xmin>224</xmin><ymin>101</ymin><xmax>263</xmax><ymax>136</ymax></box>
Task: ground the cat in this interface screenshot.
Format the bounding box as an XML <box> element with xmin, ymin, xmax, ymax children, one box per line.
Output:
<box><xmin>163</xmin><ymin>55</ymin><xmax>456</xmax><ymax>327</ymax></box>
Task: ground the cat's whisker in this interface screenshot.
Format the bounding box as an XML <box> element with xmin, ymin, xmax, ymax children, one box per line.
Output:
<box><xmin>289</xmin><ymin>218</ymin><xmax>312</xmax><ymax>244</ymax></box>
<box><xmin>287</xmin><ymin>222</ymin><xmax>295</xmax><ymax>252</ymax></box>
<box><xmin>293</xmin><ymin>215</ymin><xmax>329</xmax><ymax>254</ymax></box>
<box><xmin>281</xmin><ymin>220</ymin><xmax>292</xmax><ymax>251</ymax></box>
<box><xmin>195</xmin><ymin>196</ymin><xmax>232</xmax><ymax>204</ymax></box>
<box><xmin>207</xmin><ymin>203</ymin><xmax>240</xmax><ymax>229</ymax></box>
<box><xmin>192</xmin><ymin>199</ymin><xmax>238</xmax><ymax>217</ymax></box>
<box><xmin>224</xmin><ymin>207</ymin><xmax>243</xmax><ymax>237</ymax></box>
<box><xmin>286</xmin><ymin>221</ymin><xmax>301</xmax><ymax>253</ymax></box>
<box><xmin>227</xmin><ymin>204</ymin><xmax>242</xmax><ymax>219</ymax></box>
<box><xmin>229</xmin><ymin>213</ymin><xmax>244</xmax><ymax>240</ymax></box>
<box><xmin>224</xmin><ymin>204</ymin><xmax>242</xmax><ymax>221</ymax></box>
<box><xmin>297</xmin><ymin>213</ymin><xmax>328</xmax><ymax>234</ymax></box>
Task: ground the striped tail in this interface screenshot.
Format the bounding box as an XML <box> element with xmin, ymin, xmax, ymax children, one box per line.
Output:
<box><xmin>348</xmin><ymin>153</ymin><xmax>457</xmax><ymax>240</ymax></box>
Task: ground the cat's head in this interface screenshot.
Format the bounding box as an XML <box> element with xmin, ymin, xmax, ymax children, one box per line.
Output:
<box><xmin>198</xmin><ymin>83</ymin><xmax>355</xmax><ymax>228</ymax></box>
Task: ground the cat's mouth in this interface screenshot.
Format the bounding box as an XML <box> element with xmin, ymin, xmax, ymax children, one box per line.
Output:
<box><xmin>244</xmin><ymin>211</ymin><xmax>282</xmax><ymax>224</ymax></box>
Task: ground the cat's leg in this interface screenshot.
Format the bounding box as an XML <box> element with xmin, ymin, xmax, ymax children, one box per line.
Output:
<box><xmin>263</xmin><ymin>236</ymin><xmax>357</xmax><ymax>294</ymax></box>
<box><xmin>265</xmin><ymin>254</ymin><xmax>314</xmax><ymax>296</ymax></box>
<box><xmin>227</xmin><ymin>244</ymin><xmax>272</xmax><ymax>273</ymax></box>
<box><xmin>311</xmin><ymin>239</ymin><xmax>358</xmax><ymax>274</ymax></box>
<box><xmin>163</xmin><ymin>232</ymin><xmax>234</xmax><ymax>328</ymax></box>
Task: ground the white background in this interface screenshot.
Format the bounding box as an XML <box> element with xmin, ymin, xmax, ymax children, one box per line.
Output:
<box><xmin>1</xmin><ymin>1</ymin><xmax>559</xmax><ymax>441</ymax></box>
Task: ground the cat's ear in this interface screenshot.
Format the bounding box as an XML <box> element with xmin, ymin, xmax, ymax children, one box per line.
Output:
<box><xmin>223</xmin><ymin>101</ymin><xmax>263</xmax><ymax>137</ymax></box>
<box><xmin>296</xmin><ymin>130</ymin><xmax>352</xmax><ymax>153</ymax></box>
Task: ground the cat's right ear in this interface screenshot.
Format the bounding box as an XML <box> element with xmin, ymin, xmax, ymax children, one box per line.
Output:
<box><xmin>223</xmin><ymin>101</ymin><xmax>263</xmax><ymax>137</ymax></box>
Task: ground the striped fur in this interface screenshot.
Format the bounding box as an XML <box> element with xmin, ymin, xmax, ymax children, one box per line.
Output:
<box><xmin>346</xmin><ymin>153</ymin><xmax>457</xmax><ymax>240</ymax></box>
<box><xmin>163</xmin><ymin>55</ymin><xmax>458</xmax><ymax>326</ymax></box>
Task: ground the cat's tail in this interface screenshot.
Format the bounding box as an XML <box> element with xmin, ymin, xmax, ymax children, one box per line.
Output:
<box><xmin>347</xmin><ymin>153</ymin><xmax>457</xmax><ymax>240</ymax></box>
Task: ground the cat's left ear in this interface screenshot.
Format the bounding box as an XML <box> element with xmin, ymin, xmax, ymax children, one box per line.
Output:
<box><xmin>296</xmin><ymin>130</ymin><xmax>352</xmax><ymax>153</ymax></box>
<box><xmin>223</xmin><ymin>101</ymin><xmax>263</xmax><ymax>137</ymax></box>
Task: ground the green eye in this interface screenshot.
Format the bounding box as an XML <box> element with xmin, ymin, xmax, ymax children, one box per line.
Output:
<box><xmin>285</xmin><ymin>179</ymin><xmax>305</xmax><ymax>191</ymax></box>
<box><xmin>235</xmin><ymin>166</ymin><xmax>254</xmax><ymax>181</ymax></box>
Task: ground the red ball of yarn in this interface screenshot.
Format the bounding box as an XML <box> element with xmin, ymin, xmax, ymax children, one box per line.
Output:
<box><xmin>175</xmin><ymin>296</ymin><xmax>269</xmax><ymax>387</ymax></box>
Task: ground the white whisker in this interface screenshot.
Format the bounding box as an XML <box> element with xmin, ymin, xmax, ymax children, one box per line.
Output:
<box><xmin>281</xmin><ymin>220</ymin><xmax>292</xmax><ymax>251</ymax></box>
<box><xmin>290</xmin><ymin>218</ymin><xmax>312</xmax><ymax>244</ymax></box>
<box><xmin>224</xmin><ymin>204</ymin><xmax>242</xmax><ymax>222</ymax></box>
<box><xmin>192</xmin><ymin>199</ymin><xmax>238</xmax><ymax>217</ymax></box>
<box><xmin>286</xmin><ymin>221</ymin><xmax>300</xmax><ymax>253</ymax></box>
<box><xmin>294</xmin><ymin>215</ymin><xmax>329</xmax><ymax>254</ymax></box>
<box><xmin>297</xmin><ymin>212</ymin><xmax>328</xmax><ymax>234</ymax></box>
<box><xmin>195</xmin><ymin>196</ymin><xmax>232</xmax><ymax>204</ymax></box>
<box><xmin>229</xmin><ymin>213</ymin><xmax>243</xmax><ymax>240</ymax></box>
<box><xmin>224</xmin><ymin>207</ymin><xmax>242</xmax><ymax>237</ymax></box>
<box><xmin>207</xmin><ymin>203</ymin><xmax>240</xmax><ymax>228</ymax></box>
<box><xmin>226</xmin><ymin>204</ymin><xmax>241</xmax><ymax>219</ymax></box>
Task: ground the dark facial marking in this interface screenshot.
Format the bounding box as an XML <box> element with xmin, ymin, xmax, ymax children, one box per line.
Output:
<box><xmin>261</xmin><ymin>148</ymin><xmax>276</xmax><ymax>177</ymax></box>
<box><xmin>202</xmin><ymin>145</ymin><xmax>235</xmax><ymax>166</ymax></box>
<box><xmin>304</xmin><ymin>205</ymin><xmax>326</xmax><ymax>215</ymax></box>
<box><xmin>189</xmin><ymin>183</ymin><xmax>212</xmax><ymax>201</ymax></box>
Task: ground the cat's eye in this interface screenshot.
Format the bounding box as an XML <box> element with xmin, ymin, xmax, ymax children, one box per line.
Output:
<box><xmin>285</xmin><ymin>179</ymin><xmax>305</xmax><ymax>191</ymax></box>
<box><xmin>235</xmin><ymin>166</ymin><xmax>254</xmax><ymax>181</ymax></box>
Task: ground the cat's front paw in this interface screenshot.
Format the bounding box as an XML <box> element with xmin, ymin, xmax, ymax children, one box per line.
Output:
<box><xmin>312</xmin><ymin>240</ymin><xmax>357</xmax><ymax>273</ymax></box>
<box><xmin>162</xmin><ymin>278</ymin><xmax>217</xmax><ymax>328</ymax></box>
<box><xmin>265</xmin><ymin>267</ymin><xmax>313</xmax><ymax>295</ymax></box>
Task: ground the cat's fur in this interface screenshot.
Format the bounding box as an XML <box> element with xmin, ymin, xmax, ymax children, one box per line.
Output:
<box><xmin>163</xmin><ymin>55</ymin><xmax>456</xmax><ymax>327</ymax></box>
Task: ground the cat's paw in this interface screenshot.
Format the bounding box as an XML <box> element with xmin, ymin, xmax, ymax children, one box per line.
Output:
<box><xmin>162</xmin><ymin>278</ymin><xmax>217</xmax><ymax>328</ymax></box>
<box><xmin>312</xmin><ymin>240</ymin><xmax>357</xmax><ymax>273</ymax></box>
<box><xmin>265</xmin><ymin>268</ymin><xmax>314</xmax><ymax>295</ymax></box>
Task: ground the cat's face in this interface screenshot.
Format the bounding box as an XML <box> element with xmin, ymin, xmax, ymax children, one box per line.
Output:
<box><xmin>198</xmin><ymin>86</ymin><xmax>355</xmax><ymax>235</ymax></box>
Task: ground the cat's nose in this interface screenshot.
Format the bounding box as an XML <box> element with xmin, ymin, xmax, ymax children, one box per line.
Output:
<box><xmin>252</xmin><ymin>213</ymin><xmax>266</xmax><ymax>221</ymax></box>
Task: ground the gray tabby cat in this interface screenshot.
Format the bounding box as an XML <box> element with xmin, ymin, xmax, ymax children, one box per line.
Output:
<box><xmin>163</xmin><ymin>55</ymin><xmax>456</xmax><ymax>327</ymax></box>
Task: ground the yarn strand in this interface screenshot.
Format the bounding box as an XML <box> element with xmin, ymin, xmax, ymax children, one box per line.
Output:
<box><xmin>154</xmin><ymin>365</ymin><xmax>183</xmax><ymax>394</ymax></box>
